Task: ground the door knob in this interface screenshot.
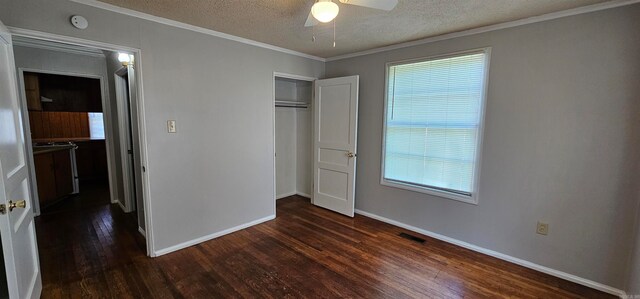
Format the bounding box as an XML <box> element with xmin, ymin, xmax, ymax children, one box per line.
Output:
<box><xmin>8</xmin><ymin>200</ymin><xmax>26</xmax><ymax>212</ymax></box>
<box><xmin>347</xmin><ymin>152</ymin><xmax>356</xmax><ymax>158</ymax></box>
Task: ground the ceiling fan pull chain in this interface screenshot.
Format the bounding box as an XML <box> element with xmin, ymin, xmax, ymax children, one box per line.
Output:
<box><xmin>312</xmin><ymin>25</ymin><xmax>316</xmax><ymax>42</ymax></box>
<box><xmin>333</xmin><ymin>19</ymin><xmax>336</xmax><ymax>47</ymax></box>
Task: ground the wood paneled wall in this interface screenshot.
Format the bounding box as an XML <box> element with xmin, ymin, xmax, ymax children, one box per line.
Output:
<box><xmin>28</xmin><ymin>111</ymin><xmax>90</xmax><ymax>140</ymax></box>
<box><xmin>26</xmin><ymin>72</ymin><xmax>103</xmax><ymax>112</ymax></box>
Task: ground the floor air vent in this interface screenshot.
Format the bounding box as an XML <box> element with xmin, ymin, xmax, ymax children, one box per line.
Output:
<box><xmin>399</xmin><ymin>232</ymin><xmax>426</xmax><ymax>244</ymax></box>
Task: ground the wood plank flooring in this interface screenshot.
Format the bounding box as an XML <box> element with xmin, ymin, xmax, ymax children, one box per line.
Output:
<box><xmin>36</xmin><ymin>190</ymin><xmax>614</xmax><ymax>298</ymax></box>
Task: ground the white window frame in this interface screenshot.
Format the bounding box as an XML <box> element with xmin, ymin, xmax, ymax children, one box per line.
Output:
<box><xmin>380</xmin><ymin>48</ymin><xmax>491</xmax><ymax>205</ymax></box>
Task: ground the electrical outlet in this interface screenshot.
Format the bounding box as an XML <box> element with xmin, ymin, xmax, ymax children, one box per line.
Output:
<box><xmin>167</xmin><ymin>120</ymin><xmax>176</xmax><ymax>133</ymax></box>
<box><xmin>536</xmin><ymin>222</ymin><xmax>549</xmax><ymax>235</ymax></box>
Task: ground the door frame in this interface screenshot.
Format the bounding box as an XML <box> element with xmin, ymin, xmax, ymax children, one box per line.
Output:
<box><xmin>17</xmin><ymin>68</ymin><xmax>117</xmax><ymax>214</ymax></box>
<box><xmin>114</xmin><ymin>66</ymin><xmax>135</xmax><ymax>214</ymax></box>
<box><xmin>9</xmin><ymin>26</ymin><xmax>156</xmax><ymax>256</ymax></box>
<box><xmin>272</xmin><ymin>72</ymin><xmax>316</xmax><ymax>215</ymax></box>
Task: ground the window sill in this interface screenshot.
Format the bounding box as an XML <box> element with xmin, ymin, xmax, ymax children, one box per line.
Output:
<box><xmin>380</xmin><ymin>179</ymin><xmax>478</xmax><ymax>205</ymax></box>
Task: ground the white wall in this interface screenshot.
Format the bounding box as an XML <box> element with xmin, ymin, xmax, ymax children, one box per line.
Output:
<box><xmin>326</xmin><ymin>4</ymin><xmax>640</xmax><ymax>290</ymax></box>
<box><xmin>275</xmin><ymin>107</ymin><xmax>297</xmax><ymax>198</ymax></box>
<box><xmin>295</xmin><ymin>81</ymin><xmax>312</xmax><ymax>196</ymax></box>
<box><xmin>1</xmin><ymin>0</ymin><xmax>324</xmax><ymax>252</ymax></box>
<box><xmin>296</xmin><ymin>107</ymin><xmax>312</xmax><ymax>196</ymax></box>
<box><xmin>103</xmin><ymin>50</ymin><xmax>125</xmax><ymax>207</ymax></box>
<box><xmin>13</xmin><ymin>45</ymin><xmax>108</xmax><ymax>77</ymax></box>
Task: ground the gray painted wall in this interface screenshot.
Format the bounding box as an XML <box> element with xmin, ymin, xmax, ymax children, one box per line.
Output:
<box><xmin>1</xmin><ymin>0</ymin><xmax>324</xmax><ymax>251</ymax></box>
<box><xmin>326</xmin><ymin>5</ymin><xmax>640</xmax><ymax>289</ymax></box>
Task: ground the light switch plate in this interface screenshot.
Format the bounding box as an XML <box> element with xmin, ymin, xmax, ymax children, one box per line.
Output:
<box><xmin>536</xmin><ymin>221</ymin><xmax>549</xmax><ymax>235</ymax></box>
<box><xmin>167</xmin><ymin>120</ymin><xmax>176</xmax><ymax>133</ymax></box>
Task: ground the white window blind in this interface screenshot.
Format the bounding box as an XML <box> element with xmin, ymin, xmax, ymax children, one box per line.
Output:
<box><xmin>383</xmin><ymin>50</ymin><xmax>488</xmax><ymax>199</ymax></box>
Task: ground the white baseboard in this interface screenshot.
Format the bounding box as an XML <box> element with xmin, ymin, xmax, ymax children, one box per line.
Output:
<box><xmin>276</xmin><ymin>191</ymin><xmax>297</xmax><ymax>200</ymax></box>
<box><xmin>138</xmin><ymin>227</ymin><xmax>146</xmax><ymax>238</ymax></box>
<box><xmin>354</xmin><ymin>209</ymin><xmax>626</xmax><ymax>298</ymax></box>
<box><xmin>154</xmin><ymin>215</ymin><xmax>276</xmax><ymax>256</ymax></box>
<box><xmin>276</xmin><ymin>191</ymin><xmax>311</xmax><ymax>200</ymax></box>
<box><xmin>116</xmin><ymin>200</ymin><xmax>126</xmax><ymax>212</ymax></box>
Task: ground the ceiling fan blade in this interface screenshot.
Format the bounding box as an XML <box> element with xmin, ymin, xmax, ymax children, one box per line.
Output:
<box><xmin>304</xmin><ymin>11</ymin><xmax>318</xmax><ymax>27</ymax></box>
<box><xmin>338</xmin><ymin>0</ymin><xmax>398</xmax><ymax>11</ymax></box>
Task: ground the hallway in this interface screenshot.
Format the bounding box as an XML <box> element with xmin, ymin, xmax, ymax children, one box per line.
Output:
<box><xmin>35</xmin><ymin>181</ymin><xmax>146</xmax><ymax>297</ymax></box>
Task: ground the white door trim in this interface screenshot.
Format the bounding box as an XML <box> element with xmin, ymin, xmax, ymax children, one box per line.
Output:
<box><xmin>113</xmin><ymin>67</ymin><xmax>135</xmax><ymax>213</ymax></box>
<box><xmin>9</xmin><ymin>27</ymin><xmax>155</xmax><ymax>256</ymax></box>
<box><xmin>272</xmin><ymin>72</ymin><xmax>316</xmax><ymax>215</ymax></box>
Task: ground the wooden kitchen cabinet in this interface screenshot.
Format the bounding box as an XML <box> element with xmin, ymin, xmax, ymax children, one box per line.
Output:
<box><xmin>24</xmin><ymin>73</ymin><xmax>42</xmax><ymax>111</ymax></box>
<box><xmin>33</xmin><ymin>148</ymin><xmax>74</xmax><ymax>207</ymax></box>
<box><xmin>33</xmin><ymin>153</ymin><xmax>57</xmax><ymax>205</ymax></box>
<box><xmin>75</xmin><ymin>140</ymin><xmax>108</xmax><ymax>181</ymax></box>
<box><xmin>53</xmin><ymin>150</ymin><xmax>74</xmax><ymax>197</ymax></box>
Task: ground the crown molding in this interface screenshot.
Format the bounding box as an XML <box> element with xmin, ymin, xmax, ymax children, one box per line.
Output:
<box><xmin>68</xmin><ymin>0</ymin><xmax>326</xmax><ymax>62</ymax></box>
<box><xmin>12</xmin><ymin>35</ymin><xmax>105</xmax><ymax>57</ymax></box>
<box><xmin>8</xmin><ymin>26</ymin><xmax>140</xmax><ymax>53</ymax></box>
<box><xmin>67</xmin><ymin>0</ymin><xmax>639</xmax><ymax>63</ymax></box>
<box><xmin>326</xmin><ymin>0</ymin><xmax>640</xmax><ymax>62</ymax></box>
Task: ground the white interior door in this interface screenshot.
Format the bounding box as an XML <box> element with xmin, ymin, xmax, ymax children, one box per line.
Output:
<box><xmin>126</xmin><ymin>66</ymin><xmax>145</xmax><ymax>229</ymax></box>
<box><xmin>313</xmin><ymin>75</ymin><xmax>359</xmax><ymax>217</ymax></box>
<box><xmin>0</xmin><ymin>20</ymin><xmax>42</xmax><ymax>299</ymax></box>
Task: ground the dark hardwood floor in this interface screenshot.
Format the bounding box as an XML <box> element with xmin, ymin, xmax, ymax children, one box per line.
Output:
<box><xmin>36</xmin><ymin>192</ymin><xmax>614</xmax><ymax>298</ymax></box>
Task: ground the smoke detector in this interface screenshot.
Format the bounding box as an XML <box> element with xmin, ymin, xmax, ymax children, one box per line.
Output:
<box><xmin>70</xmin><ymin>15</ymin><xmax>88</xmax><ymax>30</ymax></box>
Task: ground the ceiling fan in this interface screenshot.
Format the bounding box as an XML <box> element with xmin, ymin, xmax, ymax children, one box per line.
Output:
<box><xmin>305</xmin><ymin>0</ymin><xmax>399</xmax><ymax>27</ymax></box>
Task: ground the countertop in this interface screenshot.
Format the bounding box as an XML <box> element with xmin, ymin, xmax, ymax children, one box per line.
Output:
<box><xmin>33</xmin><ymin>144</ymin><xmax>76</xmax><ymax>155</ymax></box>
<box><xmin>32</xmin><ymin>137</ymin><xmax>105</xmax><ymax>143</ymax></box>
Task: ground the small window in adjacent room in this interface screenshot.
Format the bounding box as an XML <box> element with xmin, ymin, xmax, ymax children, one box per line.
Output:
<box><xmin>381</xmin><ymin>49</ymin><xmax>490</xmax><ymax>204</ymax></box>
<box><xmin>88</xmin><ymin>112</ymin><xmax>105</xmax><ymax>139</ymax></box>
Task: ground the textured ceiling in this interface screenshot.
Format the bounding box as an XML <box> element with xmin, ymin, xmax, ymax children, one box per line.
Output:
<box><xmin>97</xmin><ymin>0</ymin><xmax>610</xmax><ymax>58</ymax></box>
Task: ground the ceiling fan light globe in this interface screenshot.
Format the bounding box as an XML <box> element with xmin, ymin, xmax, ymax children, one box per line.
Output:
<box><xmin>311</xmin><ymin>1</ymin><xmax>339</xmax><ymax>23</ymax></box>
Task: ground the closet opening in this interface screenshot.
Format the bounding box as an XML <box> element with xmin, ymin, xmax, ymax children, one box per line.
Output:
<box><xmin>273</xmin><ymin>74</ymin><xmax>315</xmax><ymax>213</ymax></box>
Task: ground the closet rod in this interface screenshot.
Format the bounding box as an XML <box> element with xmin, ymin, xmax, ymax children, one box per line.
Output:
<box><xmin>275</xmin><ymin>104</ymin><xmax>308</xmax><ymax>108</ymax></box>
<box><xmin>275</xmin><ymin>100</ymin><xmax>308</xmax><ymax>108</ymax></box>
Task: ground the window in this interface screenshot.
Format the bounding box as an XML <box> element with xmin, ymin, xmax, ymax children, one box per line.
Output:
<box><xmin>381</xmin><ymin>49</ymin><xmax>490</xmax><ymax>203</ymax></box>
<box><xmin>88</xmin><ymin>112</ymin><xmax>105</xmax><ymax>139</ymax></box>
